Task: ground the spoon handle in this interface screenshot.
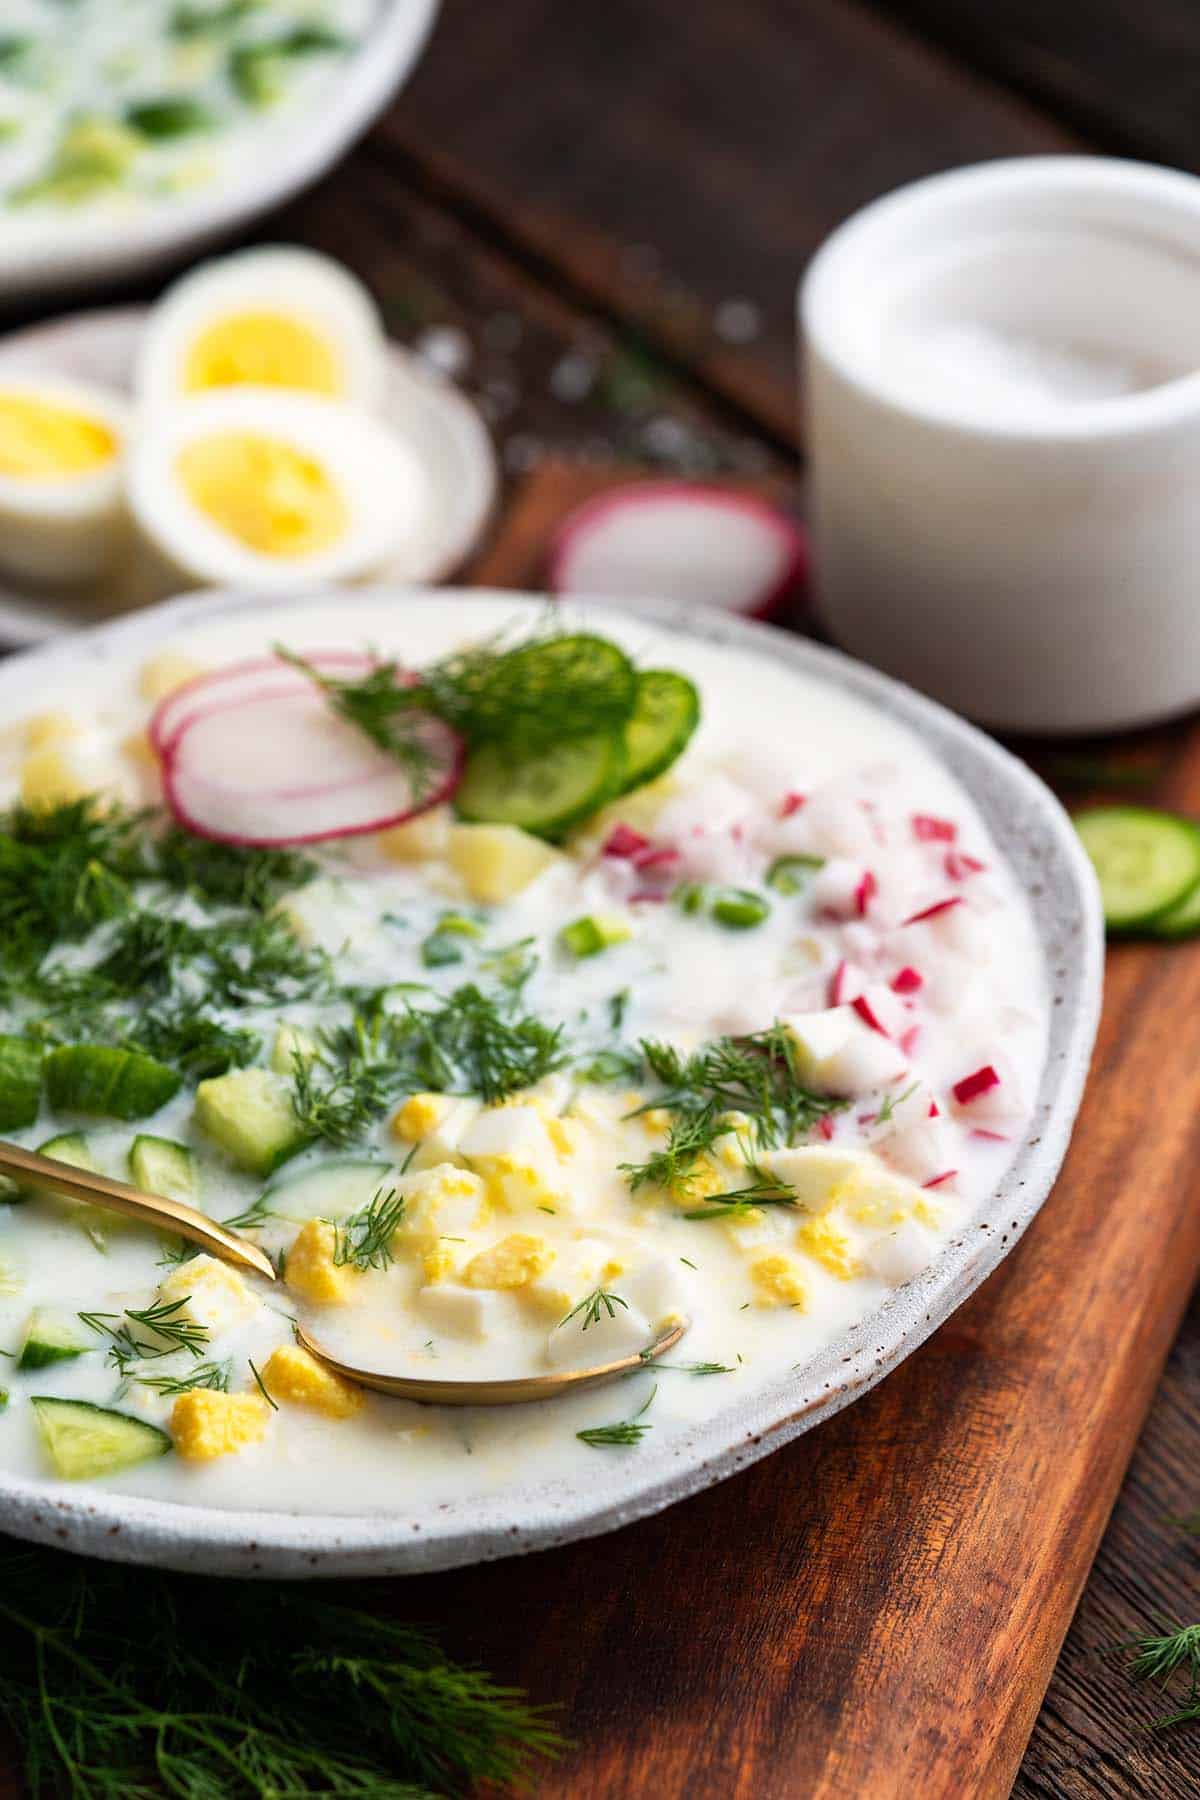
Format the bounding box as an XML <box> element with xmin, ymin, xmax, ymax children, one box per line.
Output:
<box><xmin>0</xmin><ymin>1139</ymin><xmax>276</xmax><ymax>1282</ymax></box>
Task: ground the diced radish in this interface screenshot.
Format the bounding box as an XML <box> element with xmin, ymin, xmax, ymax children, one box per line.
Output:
<box><xmin>912</xmin><ymin>813</ymin><xmax>957</xmax><ymax>843</ymax></box>
<box><xmin>971</xmin><ymin>1128</ymin><xmax>1011</xmax><ymax>1143</ymax></box>
<box><xmin>867</xmin><ymin>1221</ymin><xmax>934</xmax><ymax>1285</ymax></box>
<box><xmin>922</xmin><ymin>1170</ymin><xmax>958</xmax><ymax>1190</ymax></box>
<box><xmin>161</xmin><ymin>683</ymin><xmax>462</xmax><ymax>847</ymax></box>
<box><xmin>928</xmin><ymin>1100</ymin><xmax>940</xmax><ymax>1118</ymax></box>
<box><xmin>547</xmin><ymin>480</ymin><xmax>809</xmax><ymax>622</ymax></box>
<box><xmin>802</xmin><ymin>784</ymin><xmax>877</xmax><ymax>858</ymax></box>
<box><xmin>828</xmin><ymin>959</ymin><xmax>866</xmax><ymax>1006</ymax></box>
<box><xmin>898</xmin><ymin>1025</ymin><xmax>921</xmax><ymax>1057</ymax></box>
<box><xmin>876</xmin><ymin>1113</ymin><xmax>951</xmax><ymax>1185</ymax></box>
<box><xmin>952</xmin><ymin>1065</ymin><xmax>1000</xmax><ymax>1107</ymax></box>
<box><xmin>603</xmin><ymin>823</ymin><xmax>651</xmax><ymax>859</ymax></box>
<box><xmin>852</xmin><ymin>983</ymin><xmax>907</xmax><ymax>1038</ymax></box>
<box><xmin>149</xmin><ymin>649</ymin><xmax>376</xmax><ymax>755</ymax></box>
<box><xmin>808</xmin><ymin>858</ymin><xmax>866</xmax><ymax>919</ymax></box>
<box><xmin>890</xmin><ymin>965</ymin><xmax>923</xmax><ymax>995</ymax></box>
<box><xmin>902</xmin><ymin>896</ymin><xmax>964</xmax><ymax>926</ymax></box>
<box><xmin>944</xmin><ymin>850</ymin><xmax>987</xmax><ymax>882</ymax></box>
<box><xmin>780</xmin><ymin>791</ymin><xmax>806</xmax><ymax>817</ymax></box>
<box><xmin>817</xmin><ymin>1115</ymin><xmax>836</xmax><ymax>1142</ymax></box>
<box><xmin>855</xmin><ymin>870</ymin><xmax>877</xmax><ymax>918</ymax></box>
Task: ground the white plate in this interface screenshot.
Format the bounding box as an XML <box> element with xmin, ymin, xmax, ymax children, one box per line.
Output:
<box><xmin>0</xmin><ymin>0</ymin><xmax>440</xmax><ymax>304</ymax></box>
<box><xmin>0</xmin><ymin>306</ymin><xmax>498</xmax><ymax>643</ymax></box>
<box><xmin>0</xmin><ymin>586</ymin><xmax>1104</xmax><ymax>1577</ymax></box>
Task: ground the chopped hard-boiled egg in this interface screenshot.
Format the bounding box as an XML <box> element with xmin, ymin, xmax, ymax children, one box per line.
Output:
<box><xmin>138</xmin><ymin>650</ymin><xmax>206</xmax><ymax>703</ymax></box>
<box><xmin>378</xmin><ymin>805</ymin><xmax>453</xmax><ymax>864</ymax></box>
<box><xmin>171</xmin><ymin>1390</ymin><xmax>271</xmax><ymax>1461</ymax></box>
<box><xmin>750</xmin><ymin>1252</ymin><xmax>808</xmax><ymax>1308</ymax></box>
<box><xmin>457</xmin><ymin>1106</ymin><xmax>569</xmax><ymax>1211</ymax></box>
<box><xmin>127</xmin><ymin>387</ymin><xmax>429</xmax><ymax>593</ymax></box>
<box><xmin>285</xmin><ymin>1218</ymin><xmax>360</xmax><ymax>1306</ymax></box>
<box><xmin>0</xmin><ymin>375</ymin><xmax>130</xmax><ymax>586</ymax></box>
<box><xmin>461</xmin><ymin>1233</ymin><xmax>555</xmax><ymax>1291</ymax></box>
<box><xmin>135</xmin><ymin>246</ymin><xmax>387</xmax><ymax>414</ymax></box>
<box><xmin>260</xmin><ymin>1344</ymin><xmax>363</xmax><ymax>1419</ymax></box>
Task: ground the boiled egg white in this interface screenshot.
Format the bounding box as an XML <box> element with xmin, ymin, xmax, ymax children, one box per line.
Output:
<box><xmin>135</xmin><ymin>245</ymin><xmax>387</xmax><ymax>414</ymax></box>
<box><xmin>0</xmin><ymin>373</ymin><xmax>130</xmax><ymax>586</ymax></box>
<box><xmin>126</xmin><ymin>386</ymin><xmax>430</xmax><ymax>591</ymax></box>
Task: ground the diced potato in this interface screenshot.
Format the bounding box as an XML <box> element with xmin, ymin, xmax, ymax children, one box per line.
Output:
<box><xmin>749</xmin><ymin>1252</ymin><xmax>808</xmax><ymax>1308</ymax></box>
<box><xmin>461</xmin><ymin>1233</ymin><xmax>555</xmax><ymax>1291</ymax></box>
<box><xmin>457</xmin><ymin>1106</ymin><xmax>567</xmax><ymax>1210</ymax></box>
<box><xmin>756</xmin><ymin>1145</ymin><xmax>876</xmax><ymax>1215</ymax></box>
<box><xmin>25</xmin><ymin>711</ymin><xmax>81</xmax><ymax>751</ymax></box>
<box><xmin>171</xmin><ymin>1390</ymin><xmax>270</xmax><ymax>1461</ymax></box>
<box><xmin>447</xmin><ymin>823</ymin><xmax>563</xmax><ymax>903</ymax></box>
<box><xmin>138</xmin><ymin>651</ymin><xmax>205</xmax><ymax>703</ymax></box>
<box><xmin>377</xmin><ymin>805</ymin><xmax>451</xmax><ymax>863</ymax></box>
<box><xmin>269</xmin><ymin>1022</ymin><xmax>318</xmax><ymax>1075</ymax></box>
<box><xmin>158</xmin><ymin>1254</ymin><xmax>258</xmax><ymax>1335</ymax></box>
<box><xmin>285</xmin><ymin>1218</ymin><xmax>360</xmax><ymax>1305</ymax></box>
<box><xmin>261</xmin><ymin>1344</ymin><xmax>363</xmax><ymax>1419</ymax></box>
<box><xmin>394</xmin><ymin>1166</ymin><xmax>488</xmax><ymax>1252</ymax></box>
<box><xmin>20</xmin><ymin>747</ymin><xmax>90</xmax><ymax>809</ymax></box>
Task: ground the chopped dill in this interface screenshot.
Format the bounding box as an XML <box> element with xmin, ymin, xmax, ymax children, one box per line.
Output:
<box><xmin>79</xmin><ymin>1297</ymin><xmax>210</xmax><ymax>1374</ymax></box>
<box><xmin>220</xmin><ymin>1193</ymin><xmax>276</xmax><ymax>1231</ymax></box>
<box><xmin>876</xmin><ymin>1081</ymin><xmax>919</xmax><ymax>1127</ymax></box>
<box><xmin>248</xmin><ymin>1357</ymin><xmax>278</xmax><ymax>1411</ymax></box>
<box><xmin>333</xmin><ymin>1188</ymin><xmax>406</xmax><ymax>1272</ymax></box>
<box><xmin>645</xmin><ymin>1358</ymin><xmax>733</xmax><ymax>1376</ymax></box>
<box><xmin>682</xmin><ymin>1162</ymin><xmax>800</xmax><ymax>1221</ymax></box>
<box><xmin>558</xmin><ymin>1287</ymin><xmax>628</xmax><ymax>1332</ymax></box>
<box><xmin>577</xmin><ymin>1384</ymin><xmax>656</xmax><ymax>1449</ymax></box>
<box><xmin>134</xmin><ymin>1358</ymin><xmax>231</xmax><ymax>1396</ymax></box>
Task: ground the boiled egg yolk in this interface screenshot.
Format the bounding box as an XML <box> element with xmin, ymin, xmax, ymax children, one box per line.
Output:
<box><xmin>176</xmin><ymin>430</ymin><xmax>348</xmax><ymax>558</ymax></box>
<box><xmin>183</xmin><ymin>312</ymin><xmax>341</xmax><ymax>397</ymax></box>
<box><xmin>0</xmin><ymin>392</ymin><xmax>117</xmax><ymax>480</ymax></box>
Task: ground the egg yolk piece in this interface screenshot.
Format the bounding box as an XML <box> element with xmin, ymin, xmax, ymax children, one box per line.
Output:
<box><xmin>183</xmin><ymin>312</ymin><xmax>341</xmax><ymax>397</ymax></box>
<box><xmin>0</xmin><ymin>393</ymin><xmax>116</xmax><ymax>480</ymax></box>
<box><xmin>177</xmin><ymin>430</ymin><xmax>348</xmax><ymax>559</ymax></box>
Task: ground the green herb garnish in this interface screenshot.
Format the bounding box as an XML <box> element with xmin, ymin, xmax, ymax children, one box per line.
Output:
<box><xmin>577</xmin><ymin>1384</ymin><xmax>655</xmax><ymax>1449</ymax></box>
<box><xmin>558</xmin><ymin>1288</ymin><xmax>628</xmax><ymax>1332</ymax></box>
<box><xmin>134</xmin><ymin>1358</ymin><xmax>232</xmax><ymax>1396</ymax></box>
<box><xmin>333</xmin><ymin>1188</ymin><xmax>406</xmax><ymax>1272</ymax></box>
<box><xmin>79</xmin><ymin>1298</ymin><xmax>210</xmax><ymax>1376</ymax></box>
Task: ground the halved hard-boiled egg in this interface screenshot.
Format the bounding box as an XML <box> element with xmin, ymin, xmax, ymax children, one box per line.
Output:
<box><xmin>126</xmin><ymin>387</ymin><xmax>430</xmax><ymax>592</ymax></box>
<box><xmin>135</xmin><ymin>246</ymin><xmax>387</xmax><ymax>415</ymax></box>
<box><xmin>0</xmin><ymin>373</ymin><xmax>130</xmax><ymax>586</ymax></box>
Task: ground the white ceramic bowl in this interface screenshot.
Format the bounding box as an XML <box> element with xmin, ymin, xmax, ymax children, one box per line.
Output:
<box><xmin>0</xmin><ymin>0</ymin><xmax>440</xmax><ymax>304</ymax></box>
<box><xmin>0</xmin><ymin>587</ymin><xmax>1103</xmax><ymax>1576</ymax></box>
<box><xmin>802</xmin><ymin>156</ymin><xmax>1200</xmax><ymax>733</ymax></box>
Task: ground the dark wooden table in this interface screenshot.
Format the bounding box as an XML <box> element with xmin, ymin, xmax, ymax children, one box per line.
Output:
<box><xmin>12</xmin><ymin>3</ymin><xmax>1200</xmax><ymax>1793</ymax></box>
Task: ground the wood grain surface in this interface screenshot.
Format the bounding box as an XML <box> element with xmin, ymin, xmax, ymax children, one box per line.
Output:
<box><xmin>401</xmin><ymin>462</ymin><xmax>1200</xmax><ymax>1798</ymax></box>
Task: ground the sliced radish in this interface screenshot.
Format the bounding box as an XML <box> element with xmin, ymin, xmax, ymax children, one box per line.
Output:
<box><xmin>161</xmin><ymin>683</ymin><xmax>462</xmax><ymax>847</ymax></box>
<box><xmin>828</xmin><ymin>959</ymin><xmax>866</xmax><ymax>1006</ymax></box>
<box><xmin>902</xmin><ymin>895</ymin><xmax>965</xmax><ymax>927</ymax></box>
<box><xmin>603</xmin><ymin>823</ymin><xmax>652</xmax><ymax>860</ymax></box>
<box><xmin>912</xmin><ymin>813</ymin><xmax>957</xmax><ymax>844</ymax></box>
<box><xmin>149</xmin><ymin>649</ymin><xmax>377</xmax><ymax>755</ymax></box>
<box><xmin>922</xmin><ymin>1170</ymin><xmax>958</xmax><ymax>1191</ymax></box>
<box><xmin>547</xmin><ymin>480</ymin><xmax>809</xmax><ymax>621</ymax></box>
<box><xmin>944</xmin><ymin>850</ymin><xmax>987</xmax><ymax>882</ymax></box>
<box><xmin>854</xmin><ymin>870</ymin><xmax>877</xmax><ymax>918</ymax></box>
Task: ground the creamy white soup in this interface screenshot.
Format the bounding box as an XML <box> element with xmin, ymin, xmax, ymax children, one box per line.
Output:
<box><xmin>0</xmin><ymin>597</ymin><xmax>1046</xmax><ymax>1513</ymax></box>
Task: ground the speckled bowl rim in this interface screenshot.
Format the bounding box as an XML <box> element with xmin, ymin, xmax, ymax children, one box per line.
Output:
<box><xmin>0</xmin><ymin>586</ymin><xmax>1104</xmax><ymax>1577</ymax></box>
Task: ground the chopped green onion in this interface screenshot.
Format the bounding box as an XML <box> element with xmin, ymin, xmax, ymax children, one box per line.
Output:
<box><xmin>766</xmin><ymin>853</ymin><xmax>824</xmax><ymax>895</ymax></box>
<box><xmin>559</xmin><ymin>915</ymin><xmax>632</xmax><ymax>958</ymax></box>
<box><xmin>711</xmin><ymin>889</ymin><xmax>770</xmax><ymax>930</ymax></box>
<box><xmin>421</xmin><ymin>933</ymin><xmax>465</xmax><ymax>969</ymax></box>
<box><xmin>126</xmin><ymin>99</ymin><xmax>218</xmax><ymax>139</ymax></box>
<box><xmin>674</xmin><ymin>883</ymin><xmax>707</xmax><ymax>915</ymax></box>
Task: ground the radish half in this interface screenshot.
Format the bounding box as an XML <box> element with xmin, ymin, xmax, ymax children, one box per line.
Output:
<box><xmin>160</xmin><ymin>674</ymin><xmax>462</xmax><ymax>848</ymax></box>
<box><xmin>547</xmin><ymin>481</ymin><xmax>809</xmax><ymax>621</ymax></box>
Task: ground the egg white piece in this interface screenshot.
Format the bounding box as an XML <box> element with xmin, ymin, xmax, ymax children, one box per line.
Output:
<box><xmin>126</xmin><ymin>386</ymin><xmax>431</xmax><ymax>592</ymax></box>
<box><xmin>0</xmin><ymin>372</ymin><xmax>130</xmax><ymax>586</ymax></box>
<box><xmin>134</xmin><ymin>245</ymin><xmax>387</xmax><ymax>415</ymax></box>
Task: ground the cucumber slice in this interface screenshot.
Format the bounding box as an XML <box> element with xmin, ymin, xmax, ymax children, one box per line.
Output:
<box><xmin>456</xmin><ymin>730</ymin><xmax>624</xmax><ymax>840</ymax></box>
<box><xmin>1153</xmin><ymin>876</ymin><xmax>1200</xmax><ymax>939</ymax></box>
<box><xmin>31</xmin><ymin>1396</ymin><xmax>171</xmax><ymax>1481</ymax></box>
<box><xmin>0</xmin><ymin>1035</ymin><xmax>41</xmax><ymax>1131</ymax></box>
<box><xmin>129</xmin><ymin>1135</ymin><xmax>197</xmax><ymax>1201</ymax></box>
<box><xmin>194</xmin><ymin>1067</ymin><xmax>308</xmax><ymax>1176</ymax></box>
<box><xmin>619</xmin><ymin>670</ymin><xmax>700</xmax><ymax>793</ymax></box>
<box><xmin>44</xmin><ymin>1046</ymin><xmax>181</xmax><ymax>1121</ymax></box>
<box><xmin>18</xmin><ymin>1306</ymin><xmax>90</xmax><ymax>1371</ymax></box>
<box><xmin>263</xmin><ymin>1157</ymin><xmax>395</xmax><ymax>1223</ymax></box>
<box><xmin>38</xmin><ymin>1131</ymin><xmax>98</xmax><ymax>1170</ymax></box>
<box><xmin>1074</xmin><ymin>807</ymin><xmax>1200</xmax><ymax>931</ymax></box>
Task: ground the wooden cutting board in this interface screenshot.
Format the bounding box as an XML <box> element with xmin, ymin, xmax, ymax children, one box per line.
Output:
<box><xmin>376</xmin><ymin>461</ymin><xmax>1200</xmax><ymax>1799</ymax></box>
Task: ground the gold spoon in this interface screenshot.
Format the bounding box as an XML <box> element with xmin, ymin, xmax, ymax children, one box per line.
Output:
<box><xmin>0</xmin><ymin>1139</ymin><xmax>688</xmax><ymax>1405</ymax></box>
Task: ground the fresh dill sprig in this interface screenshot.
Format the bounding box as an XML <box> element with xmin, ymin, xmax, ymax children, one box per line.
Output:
<box><xmin>79</xmin><ymin>1297</ymin><xmax>210</xmax><ymax>1374</ymax></box>
<box><xmin>558</xmin><ymin>1287</ymin><xmax>628</xmax><ymax>1332</ymax></box>
<box><xmin>620</xmin><ymin>1104</ymin><xmax>725</xmax><ymax>1196</ymax></box>
<box><xmin>1125</xmin><ymin>1623</ymin><xmax>1200</xmax><ymax>1727</ymax></box>
<box><xmin>248</xmin><ymin>1357</ymin><xmax>279</xmax><ymax>1411</ymax></box>
<box><xmin>151</xmin><ymin>827</ymin><xmax>317</xmax><ymax>912</ymax></box>
<box><xmin>682</xmin><ymin>1162</ymin><xmax>800</xmax><ymax>1222</ymax></box>
<box><xmin>644</xmin><ymin>1358</ymin><xmax>734</xmax><ymax>1376</ymax></box>
<box><xmin>333</xmin><ymin>1188</ymin><xmax>406</xmax><ymax>1272</ymax></box>
<box><xmin>220</xmin><ymin>1193</ymin><xmax>276</xmax><ymax>1231</ymax></box>
<box><xmin>134</xmin><ymin>1358</ymin><xmax>232</xmax><ymax>1396</ymax></box>
<box><xmin>0</xmin><ymin>1540</ymin><xmax>565</xmax><ymax>1797</ymax></box>
<box><xmin>577</xmin><ymin>1384</ymin><xmax>656</xmax><ymax>1449</ymax></box>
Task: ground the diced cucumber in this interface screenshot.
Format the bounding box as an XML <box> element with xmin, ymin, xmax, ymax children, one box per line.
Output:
<box><xmin>38</xmin><ymin>1132</ymin><xmax>98</xmax><ymax>1170</ymax></box>
<box><xmin>421</xmin><ymin>931</ymin><xmax>465</xmax><ymax>968</ymax></box>
<box><xmin>194</xmin><ymin>1067</ymin><xmax>308</xmax><ymax>1176</ymax></box>
<box><xmin>129</xmin><ymin>1135</ymin><xmax>197</xmax><ymax>1202</ymax></box>
<box><xmin>766</xmin><ymin>854</ymin><xmax>825</xmax><ymax>895</ymax></box>
<box><xmin>270</xmin><ymin>1023</ymin><xmax>318</xmax><ymax>1076</ymax></box>
<box><xmin>456</xmin><ymin>731</ymin><xmax>624</xmax><ymax>840</ymax></box>
<box><xmin>18</xmin><ymin>1306</ymin><xmax>90</xmax><ymax>1371</ymax></box>
<box><xmin>559</xmin><ymin>914</ymin><xmax>632</xmax><ymax>958</ymax></box>
<box><xmin>0</xmin><ymin>1035</ymin><xmax>42</xmax><ymax>1131</ymax></box>
<box><xmin>618</xmin><ymin>670</ymin><xmax>700</xmax><ymax>793</ymax></box>
<box><xmin>1153</xmin><ymin>876</ymin><xmax>1200</xmax><ymax>940</ymax></box>
<box><xmin>1074</xmin><ymin>806</ymin><xmax>1200</xmax><ymax>932</ymax></box>
<box><xmin>44</xmin><ymin>1045</ymin><xmax>181</xmax><ymax>1121</ymax></box>
<box><xmin>31</xmin><ymin>1397</ymin><xmax>171</xmax><ymax>1481</ymax></box>
<box><xmin>262</xmin><ymin>1157</ymin><xmax>395</xmax><ymax>1223</ymax></box>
